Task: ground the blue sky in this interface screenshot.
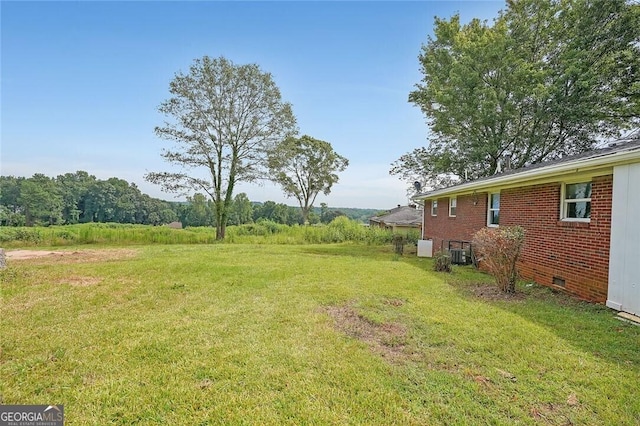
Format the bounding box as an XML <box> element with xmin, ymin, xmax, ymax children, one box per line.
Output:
<box><xmin>2</xmin><ymin>1</ymin><xmax>504</xmax><ymax>209</ymax></box>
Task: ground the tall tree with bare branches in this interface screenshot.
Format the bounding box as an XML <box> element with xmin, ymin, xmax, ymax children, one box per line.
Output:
<box><xmin>146</xmin><ymin>56</ymin><xmax>297</xmax><ymax>239</ymax></box>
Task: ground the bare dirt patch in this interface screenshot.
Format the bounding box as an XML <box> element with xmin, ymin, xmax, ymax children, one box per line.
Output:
<box><xmin>5</xmin><ymin>249</ymin><xmax>138</xmax><ymax>264</ymax></box>
<box><xmin>529</xmin><ymin>401</ymin><xmax>576</xmax><ymax>425</ymax></box>
<box><xmin>324</xmin><ymin>304</ymin><xmax>415</xmax><ymax>364</ymax></box>
<box><xmin>471</xmin><ymin>284</ymin><xmax>526</xmax><ymax>302</ymax></box>
<box><xmin>6</xmin><ymin>250</ymin><xmax>64</xmax><ymax>260</ymax></box>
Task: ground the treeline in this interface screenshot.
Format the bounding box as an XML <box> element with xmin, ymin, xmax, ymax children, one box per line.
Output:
<box><xmin>0</xmin><ymin>172</ymin><xmax>381</xmax><ymax>227</ymax></box>
<box><xmin>0</xmin><ymin>172</ymin><xmax>178</xmax><ymax>227</ymax></box>
<box><xmin>184</xmin><ymin>194</ymin><xmax>348</xmax><ymax>227</ymax></box>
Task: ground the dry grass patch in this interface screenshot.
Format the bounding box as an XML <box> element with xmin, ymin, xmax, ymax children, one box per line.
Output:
<box><xmin>383</xmin><ymin>298</ymin><xmax>406</xmax><ymax>307</ymax></box>
<box><xmin>4</xmin><ymin>293</ymin><xmax>61</xmax><ymax>313</ymax></box>
<box><xmin>324</xmin><ymin>303</ymin><xmax>413</xmax><ymax>364</ymax></box>
<box><xmin>529</xmin><ymin>399</ymin><xmax>582</xmax><ymax>426</ymax></box>
<box><xmin>59</xmin><ymin>275</ymin><xmax>103</xmax><ymax>287</ymax></box>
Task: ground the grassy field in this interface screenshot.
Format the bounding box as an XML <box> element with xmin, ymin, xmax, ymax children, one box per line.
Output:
<box><xmin>1</xmin><ymin>243</ymin><xmax>639</xmax><ymax>425</ymax></box>
<box><xmin>0</xmin><ymin>219</ymin><xmax>402</xmax><ymax>247</ymax></box>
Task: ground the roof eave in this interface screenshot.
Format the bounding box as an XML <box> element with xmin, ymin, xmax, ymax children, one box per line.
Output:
<box><xmin>413</xmin><ymin>148</ymin><xmax>640</xmax><ymax>200</ymax></box>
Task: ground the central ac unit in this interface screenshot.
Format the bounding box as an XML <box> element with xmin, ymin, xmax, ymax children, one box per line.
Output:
<box><xmin>450</xmin><ymin>248</ymin><xmax>466</xmax><ymax>265</ymax></box>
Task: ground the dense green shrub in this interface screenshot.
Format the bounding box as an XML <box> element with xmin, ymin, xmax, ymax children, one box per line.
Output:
<box><xmin>432</xmin><ymin>249</ymin><xmax>452</xmax><ymax>272</ymax></box>
<box><xmin>226</xmin><ymin>218</ymin><xmax>393</xmax><ymax>245</ymax></box>
<box><xmin>404</xmin><ymin>229</ymin><xmax>421</xmax><ymax>246</ymax></box>
<box><xmin>392</xmin><ymin>234</ymin><xmax>405</xmax><ymax>255</ymax></box>
<box><xmin>0</xmin><ymin>228</ymin><xmax>43</xmax><ymax>244</ymax></box>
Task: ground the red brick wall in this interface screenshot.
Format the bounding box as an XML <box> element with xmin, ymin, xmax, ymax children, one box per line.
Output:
<box><xmin>423</xmin><ymin>193</ymin><xmax>488</xmax><ymax>251</ymax></box>
<box><xmin>422</xmin><ymin>175</ymin><xmax>613</xmax><ymax>302</ymax></box>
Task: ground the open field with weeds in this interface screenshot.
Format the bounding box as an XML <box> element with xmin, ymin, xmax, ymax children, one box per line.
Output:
<box><xmin>0</xmin><ymin>219</ymin><xmax>403</xmax><ymax>247</ymax></box>
<box><xmin>1</xmin><ymin>243</ymin><xmax>639</xmax><ymax>425</ymax></box>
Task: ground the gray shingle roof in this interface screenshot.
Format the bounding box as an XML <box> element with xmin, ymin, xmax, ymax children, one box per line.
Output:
<box><xmin>414</xmin><ymin>135</ymin><xmax>640</xmax><ymax>199</ymax></box>
<box><xmin>370</xmin><ymin>206</ymin><xmax>422</xmax><ymax>226</ymax></box>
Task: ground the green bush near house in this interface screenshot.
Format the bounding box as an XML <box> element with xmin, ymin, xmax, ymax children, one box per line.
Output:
<box><xmin>432</xmin><ymin>249</ymin><xmax>452</xmax><ymax>272</ymax></box>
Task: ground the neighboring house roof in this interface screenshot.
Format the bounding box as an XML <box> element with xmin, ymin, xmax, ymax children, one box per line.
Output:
<box><xmin>370</xmin><ymin>205</ymin><xmax>422</xmax><ymax>226</ymax></box>
<box><xmin>414</xmin><ymin>136</ymin><xmax>640</xmax><ymax>200</ymax></box>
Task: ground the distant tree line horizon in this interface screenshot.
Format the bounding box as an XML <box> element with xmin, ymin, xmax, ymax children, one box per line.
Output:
<box><xmin>0</xmin><ymin>171</ymin><xmax>382</xmax><ymax>228</ymax></box>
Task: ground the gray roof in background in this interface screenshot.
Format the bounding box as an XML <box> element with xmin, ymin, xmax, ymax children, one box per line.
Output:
<box><xmin>370</xmin><ymin>205</ymin><xmax>422</xmax><ymax>226</ymax></box>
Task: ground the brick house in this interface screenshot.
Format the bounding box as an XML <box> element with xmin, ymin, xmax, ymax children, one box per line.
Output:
<box><xmin>413</xmin><ymin>137</ymin><xmax>640</xmax><ymax>316</ymax></box>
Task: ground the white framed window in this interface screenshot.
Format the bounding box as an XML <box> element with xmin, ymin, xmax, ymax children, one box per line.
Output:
<box><xmin>487</xmin><ymin>193</ymin><xmax>500</xmax><ymax>226</ymax></box>
<box><xmin>449</xmin><ymin>197</ymin><xmax>457</xmax><ymax>217</ymax></box>
<box><xmin>562</xmin><ymin>181</ymin><xmax>591</xmax><ymax>221</ymax></box>
<box><xmin>431</xmin><ymin>200</ymin><xmax>438</xmax><ymax>216</ymax></box>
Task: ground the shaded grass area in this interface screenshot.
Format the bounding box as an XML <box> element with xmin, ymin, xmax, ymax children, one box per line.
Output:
<box><xmin>1</xmin><ymin>244</ymin><xmax>639</xmax><ymax>425</ymax></box>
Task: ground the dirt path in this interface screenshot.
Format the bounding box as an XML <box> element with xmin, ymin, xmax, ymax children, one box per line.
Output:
<box><xmin>4</xmin><ymin>249</ymin><xmax>138</xmax><ymax>262</ymax></box>
<box><xmin>6</xmin><ymin>250</ymin><xmax>67</xmax><ymax>260</ymax></box>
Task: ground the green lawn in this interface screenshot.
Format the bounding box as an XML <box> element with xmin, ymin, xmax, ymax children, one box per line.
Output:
<box><xmin>1</xmin><ymin>244</ymin><xmax>639</xmax><ymax>425</ymax></box>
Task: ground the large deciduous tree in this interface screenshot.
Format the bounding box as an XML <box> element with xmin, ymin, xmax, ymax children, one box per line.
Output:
<box><xmin>228</xmin><ymin>192</ymin><xmax>254</xmax><ymax>225</ymax></box>
<box><xmin>57</xmin><ymin>171</ymin><xmax>95</xmax><ymax>224</ymax></box>
<box><xmin>268</xmin><ymin>135</ymin><xmax>348</xmax><ymax>224</ymax></box>
<box><xmin>18</xmin><ymin>174</ymin><xmax>63</xmax><ymax>226</ymax></box>
<box><xmin>0</xmin><ymin>176</ymin><xmax>24</xmax><ymax>215</ymax></box>
<box><xmin>146</xmin><ymin>56</ymin><xmax>297</xmax><ymax>240</ymax></box>
<box><xmin>392</xmin><ymin>0</ymin><xmax>640</xmax><ymax>192</ymax></box>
